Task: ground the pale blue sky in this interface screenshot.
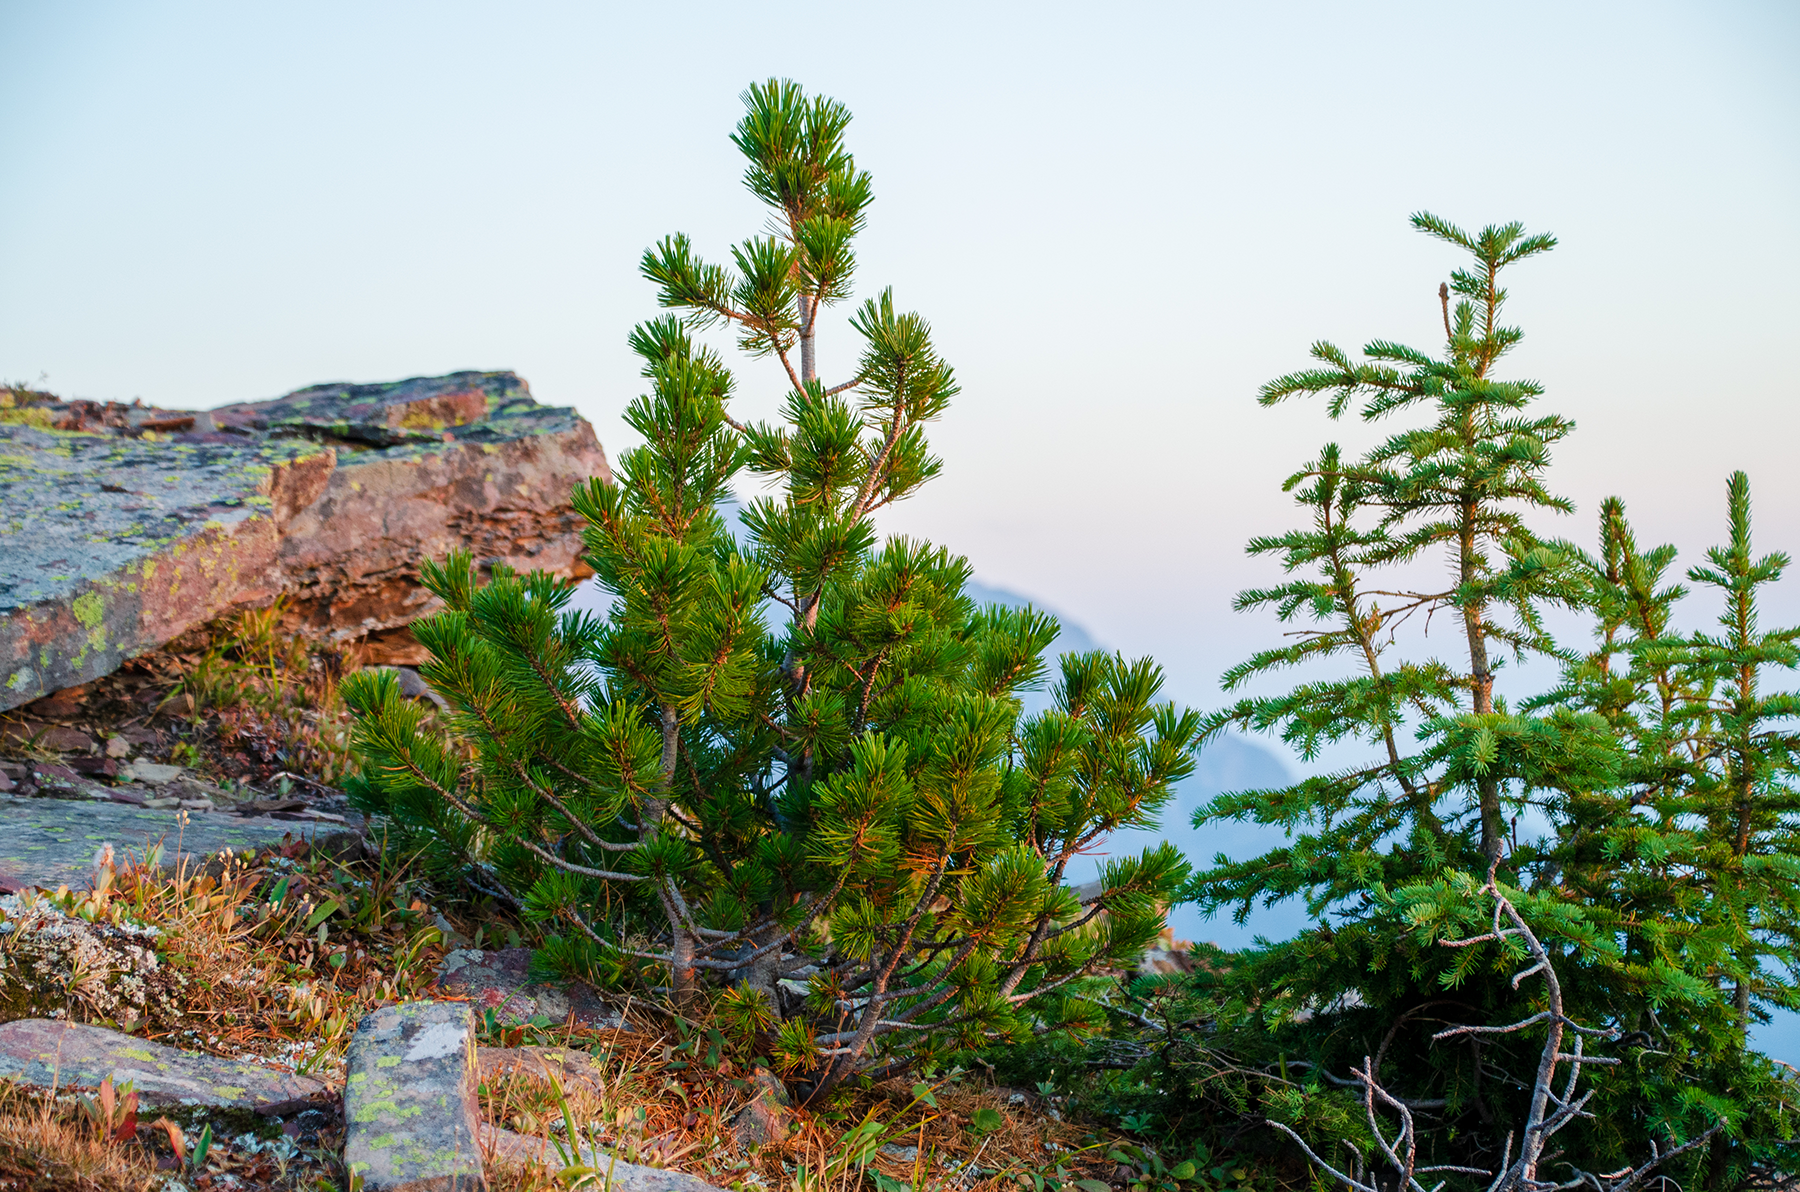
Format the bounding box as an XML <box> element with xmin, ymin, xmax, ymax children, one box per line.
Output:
<box><xmin>3</xmin><ymin>0</ymin><xmax>1797</xmax><ymax>712</ymax></box>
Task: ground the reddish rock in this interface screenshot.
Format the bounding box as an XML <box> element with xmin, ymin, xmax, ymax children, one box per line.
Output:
<box><xmin>2</xmin><ymin>372</ymin><xmax>609</xmax><ymax>711</ymax></box>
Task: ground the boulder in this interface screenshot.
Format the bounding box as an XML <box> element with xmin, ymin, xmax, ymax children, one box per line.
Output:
<box><xmin>0</xmin><ymin>1019</ymin><xmax>330</xmax><ymax>1113</ymax></box>
<box><xmin>0</xmin><ymin>796</ymin><xmax>354</xmax><ymax>893</ymax></box>
<box><xmin>1</xmin><ymin>372</ymin><xmax>610</xmax><ymax>711</ymax></box>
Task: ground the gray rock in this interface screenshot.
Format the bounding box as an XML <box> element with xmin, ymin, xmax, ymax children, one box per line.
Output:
<box><xmin>343</xmin><ymin>1000</ymin><xmax>484</xmax><ymax>1192</ymax></box>
<box><xmin>435</xmin><ymin>948</ymin><xmax>630</xmax><ymax>1030</ymax></box>
<box><xmin>477</xmin><ymin>1045</ymin><xmax>608</xmax><ymax>1097</ymax></box>
<box><xmin>122</xmin><ymin>761</ymin><xmax>183</xmax><ymax>786</ymax></box>
<box><xmin>482</xmin><ymin>1127</ymin><xmax>726</xmax><ymax>1192</ymax></box>
<box><xmin>0</xmin><ymin>796</ymin><xmax>352</xmax><ymax>892</ymax></box>
<box><xmin>373</xmin><ymin>666</ymin><xmax>449</xmax><ymax>710</ymax></box>
<box><xmin>0</xmin><ymin>1019</ymin><xmax>329</xmax><ymax>1113</ymax></box>
<box><xmin>2</xmin><ymin>371</ymin><xmax>610</xmax><ymax>711</ymax></box>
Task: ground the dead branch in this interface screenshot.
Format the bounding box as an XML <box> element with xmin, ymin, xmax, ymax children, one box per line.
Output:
<box><xmin>1271</xmin><ymin>854</ymin><xmax>1724</xmax><ymax>1192</ymax></box>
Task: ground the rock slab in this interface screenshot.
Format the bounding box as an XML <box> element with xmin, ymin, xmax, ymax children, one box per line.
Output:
<box><xmin>0</xmin><ymin>796</ymin><xmax>350</xmax><ymax>892</ymax></box>
<box><xmin>344</xmin><ymin>1000</ymin><xmax>485</xmax><ymax>1192</ymax></box>
<box><xmin>1</xmin><ymin>371</ymin><xmax>610</xmax><ymax>710</ymax></box>
<box><xmin>0</xmin><ymin>1019</ymin><xmax>328</xmax><ymax>1112</ymax></box>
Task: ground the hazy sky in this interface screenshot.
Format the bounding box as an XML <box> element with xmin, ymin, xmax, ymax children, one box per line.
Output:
<box><xmin>4</xmin><ymin>0</ymin><xmax>1798</xmax><ymax>723</ymax></box>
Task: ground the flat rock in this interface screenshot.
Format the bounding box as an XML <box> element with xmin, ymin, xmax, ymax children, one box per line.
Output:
<box><xmin>436</xmin><ymin>948</ymin><xmax>630</xmax><ymax>1030</ymax></box>
<box><xmin>0</xmin><ymin>796</ymin><xmax>351</xmax><ymax>892</ymax></box>
<box><xmin>343</xmin><ymin>1000</ymin><xmax>484</xmax><ymax>1191</ymax></box>
<box><xmin>0</xmin><ymin>1019</ymin><xmax>329</xmax><ymax>1113</ymax></box>
<box><xmin>121</xmin><ymin>761</ymin><xmax>183</xmax><ymax>786</ymax></box>
<box><xmin>483</xmin><ymin>1127</ymin><xmax>726</xmax><ymax>1192</ymax></box>
<box><xmin>2</xmin><ymin>371</ymin><xmax>610</xmax><ymax>710</ymax></box>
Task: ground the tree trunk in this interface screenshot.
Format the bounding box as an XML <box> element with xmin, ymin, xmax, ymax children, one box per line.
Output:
<box><xmin>1461</xmin><ymin>517</ymin><xmax>1503</xmax><ymax>863</ymax></box>
<box><xmin>798</xmin><ymin>295</ymin><xmax>816</xmax><ymax>385</ymax></box>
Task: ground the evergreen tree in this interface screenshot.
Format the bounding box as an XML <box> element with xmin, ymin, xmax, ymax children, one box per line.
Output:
<box><xmin>1166</xmin><ymin>215</ymin><xmax>1636</xmax><ymax>1172</ymax></box>
<box><xmin>1531</xmin><ymin>479</ymin><xmax>1800</xmax><ymax>1182</ymax></box>
<box><xmin>344</xmin><ymin>80</ymin><xmax>1198</xmax><ymax>1100</ymax></box>
<box><xmin>1160</xmin><ymin>218</ymin><xmax>1798</xmax><ymax>1181</ymax></box>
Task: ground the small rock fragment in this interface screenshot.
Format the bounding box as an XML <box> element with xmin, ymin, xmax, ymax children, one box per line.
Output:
<box><xmin>343</xmin><ymin>1000</ymin><xmax>485</xmax><ymax>1191</ymax></box>
<box><xmin>103</xmin><ymin>736</ymin><xmax>130</xmax><ymax>759</ymax></box>
<box><xmin>122</xmin><ymin>761</ymin><xmax>183</xmax><ymax>786</ymax></box>
<box><xmin>731</xmin><ymin>1067</ymin><xmax>791</xmax><ymax>1148</ymax></box>
<box><xmin>433</xmin><ymin>948</ymin><xmax>630</xmax><ymax>1030</ymax></box>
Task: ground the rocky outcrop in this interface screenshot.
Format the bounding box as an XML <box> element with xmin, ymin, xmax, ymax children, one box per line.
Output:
<box><xmin>0</xmin><ymin>373</ymin><xmax>610</xmax><ymax>711</ymax></box>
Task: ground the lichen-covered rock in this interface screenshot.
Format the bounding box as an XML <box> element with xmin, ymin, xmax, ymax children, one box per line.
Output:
<box><xmin>0</xmin><ymin>795</ymin><xmax>355</xmax><ymax>894</ymax></box>
<box><xmin>343</xmin><ymin>1000</ymin><xmax>485</xmax><ymax>1191</ymax></box>
<box><xmin>1</xmin><ymin>372</ymin><xmax>610</xmax><ymax>711</ymax></box>
<box><xmin>0</xmin><ymin>1019</ymin><xmax>329</xmax><ymax>1112</ymax></box>
<box><xmin>0</xmin><ymin>891</ymin><xmax>173</xmax><ymax>1023</ymax></box>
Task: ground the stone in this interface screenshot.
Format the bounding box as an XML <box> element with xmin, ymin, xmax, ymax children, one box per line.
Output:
<box><xmin>121</xmin><ymin>761</ymin><xmax>183</xmax><ymax>785</ymax></box>
<box><xmin>374</xmin><ymin>665</ymin><xmax>449</xmax><ymax>710</ymax></box>
<box><xmin>27</xmin><ymin>688</ymin><xmax>87</xmax><ymax>719</ymax></box>
<box><xmin>435</xmin><ymin>948</ymin><xmax>630</xmax><ymax>1030</ymax></box>
<box><xmin>731</xmin><ymin>1067</ymin><xmax>791</xmax><ymax>1148</ymax></box>
<box><xmin>65</xmin><ymin>756</ymin><xmax>118</xmax><ymax>778</ymax></box>
<box><xmin>0</xmin><ymin>893</ymin><xmax>171</xmax><ymax>1022</ymax></box>
<box><xmin>0</xmin><ymin>1019</ymin><xmax>329</xmax><ymax>1113</ymax></box>
<box><xmin>103</xmin><ymin>735</ymin><xmax>129</xmax><ymax>759</ymax></box>
<box><xmin>483</xmin><ymin>1126</ymin><xmax>726</xmax><ymax>1192</ymax></box>
<box><xmin>0</xmin><ymin>796</ymin><xmax>354</xmax><ymax>892</ymax></box>
<box><xmin>2</xmin><ymin>371</ymin><xmax>610</xmax><ymax>712</ymax></box>
<box><xmin>343</xmin><ymin>1000</ymin><xmax>484</xmax><ymax>1192</ymax></box>
<box><xmin>39</xmin><ymin>727</ymin><xmax>97</xmax><ymax>754</ymax></box>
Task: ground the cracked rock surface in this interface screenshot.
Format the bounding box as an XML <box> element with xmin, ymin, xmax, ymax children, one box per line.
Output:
<box><xmin>2</xmin><ymin>372</ymin><xmax>609</xmax><ymax>711</ymax></box>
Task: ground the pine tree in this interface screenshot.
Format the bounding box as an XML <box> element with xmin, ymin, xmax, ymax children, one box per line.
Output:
<box><xmin>1521</xmin><ymin>481</ymin><xmax>1800</xmax><ymax>1182</ymax></box>
<box><xmin>1164</xmin><ymin>218</ymin><xmax>1799</xmax><ymax>1178</ymax></box>
<box><xmin>1189</xmin><ymin>214</ymin><xmax>1589</xmax><ymax>920</ymax></box>
<box><xmin>344</xmin><ymin>80</ymin><xmax>1198</xmax><ymax>1100</ymax></box>
<box><xmin>1168</xmin><ymin>215</ymin><xmax>1634</xmax><ymax>1170</ymax></box>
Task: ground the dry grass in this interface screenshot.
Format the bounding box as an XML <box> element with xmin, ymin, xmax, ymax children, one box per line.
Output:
<box><xmin>470</xmin><ymin>1017</ymin><xmax>1123</xmax><ymax>1192</ymax></box>
<box><xmin>0</xmin><ymin>1080</ymin><xmax>159</xmax><ymax>1192</ymax></box>
<box><xmin>3</xmin><ymin>842</ymin><xmax>1142</xmax><ymax>1192</ymax></box>
<box><xmin>1</xmin><ymin>815</ymin><xmax>1151</xmax><ymax>1192</ymax></box>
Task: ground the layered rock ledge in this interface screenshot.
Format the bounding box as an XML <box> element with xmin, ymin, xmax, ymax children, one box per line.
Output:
<box><xmin>1</xmin><ymin>372</ymin><xmax>610</xmax><ymax>711</ymax></box>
